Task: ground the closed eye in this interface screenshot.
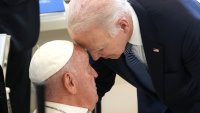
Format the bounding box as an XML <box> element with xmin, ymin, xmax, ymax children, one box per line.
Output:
<box><xmin>98</xmin><ymin>48</ymin><xmax>104</xmax><ymax>52</ymax></box>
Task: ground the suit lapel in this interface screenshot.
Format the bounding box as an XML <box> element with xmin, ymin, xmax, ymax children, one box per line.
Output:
<box><xmin>130</xmin><ymin>0</ymin><xmax>165</xmax><ymax>98</ymax></box>
<box><xmin>103</xmin><ymin>55</ymin><xmax>157</xmax><ymax>97</ymax></box>
<box><xmin>103</xmin><ymin>55</ymin><xmax>143</xmax><ymax>88</ymax></box>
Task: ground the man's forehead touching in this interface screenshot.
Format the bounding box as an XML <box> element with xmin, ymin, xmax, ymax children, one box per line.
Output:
<box><xmin>73</xmin><ymin>41</ymin><xmax>89</xmax><ymax>53</ymax></box>
<box><xmin>73</xmin><ymin>41</ymin><xmax>86</xmax><ymax>51</ymax></box>
<box><xmin>77</xmin><ymin>45</ymin><xmax>90</xmax><ymax>61</ymax></box>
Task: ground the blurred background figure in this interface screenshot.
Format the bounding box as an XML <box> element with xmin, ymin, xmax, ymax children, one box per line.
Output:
<box><xmin>0</xmin><ymin>0</ymin><xmax>40</xmax><ymax>113</ymax></box>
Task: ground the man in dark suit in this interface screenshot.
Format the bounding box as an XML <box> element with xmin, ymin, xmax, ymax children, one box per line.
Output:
<box><xmin>66</xmin><ymin>0</ymin><xmax>200</xmax><ymax>113</ymax></box>
<box><xmin>0</xmin><ymin>0</ymin><xmax>40</xmax><ymax>113</ymax></box>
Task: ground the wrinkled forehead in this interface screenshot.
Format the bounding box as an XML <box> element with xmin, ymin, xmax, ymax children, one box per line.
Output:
<box><xmin>70</xmin><ymin>26</ymin><xmax>109</xmax><ymax>47</ymax></box>
<box><xmin>73</xmin><ymin>45</ymin><xmax>88</xmax><ymax>59</ymax></box>
<box><xmin>69</xmin><ymin>31</ymin><xmax>93</xmax><ymax>49</ymax></box>
<box><xmin>70</xmin><ymin>35</ymin><xmax>88</xmax><ymax>49</ymax></box>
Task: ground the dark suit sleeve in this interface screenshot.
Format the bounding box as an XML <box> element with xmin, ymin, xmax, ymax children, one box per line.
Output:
<box><xmin>182</xmin><ymin>20</ymin><xmax>200</xmax><ymax>113</ymax></box>
<box><xmin>183</xmin><ymin>21</ymin><xmax>200</xmax><ymax>79</ymax></box>
<box><xmin>0</xmin><ymin>1</ymin><xmax>40</xmax><ymax>113</ymax></box>
<box><xmin>89</xmin><ymin>55</ymin><xmax>116</xmax><ymax>100</ymax></box>
<box><xmin>0</xmin><ymin>0</ymin><xmax>40</xmax><ymax>52</ymax></box>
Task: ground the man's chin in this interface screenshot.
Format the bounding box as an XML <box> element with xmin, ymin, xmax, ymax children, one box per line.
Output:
<box><xmin>109</xmin><ymin>56</ymin><xmax>120</xmax><ymax>59</ymax></box>
<box><xmin>105</xmin><ymin>55</ymin><xmax>121</xmax><ymax>59</ymax></box>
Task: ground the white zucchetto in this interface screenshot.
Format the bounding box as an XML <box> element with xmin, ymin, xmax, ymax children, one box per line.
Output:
<box><xmin>29</xmin><ymin>40</ymin><xmax>74</xmax><ymax>83</ymax></box>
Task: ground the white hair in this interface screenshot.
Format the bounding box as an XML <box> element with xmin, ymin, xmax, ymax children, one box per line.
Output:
<box><xmin>67</xmin><ymin>0</ymin><xmax>133</xmax><ymax>37</ymax></box>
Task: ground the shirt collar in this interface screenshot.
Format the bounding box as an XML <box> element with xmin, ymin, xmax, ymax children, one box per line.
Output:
<box><xmin>45</xmin><ymin>101</ymin><xmax>90</xmax><ymax>113</ymax></box>
<box><xmin>128</xmin><ymin>7</ymin><xmax>143</xmax><ymax>46</ymax></box>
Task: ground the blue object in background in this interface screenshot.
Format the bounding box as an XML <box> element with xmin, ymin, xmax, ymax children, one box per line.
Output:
<box><xmin>39</xmin><ymin>0</ymin><xmax>65</xmax><ymax>14</ymax></box>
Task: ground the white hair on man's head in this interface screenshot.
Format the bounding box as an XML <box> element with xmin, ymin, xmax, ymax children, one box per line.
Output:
<box><xmin>67</xmin><ymin>0</ymin><xmax>133</xmax><ymax>37</ymax></box>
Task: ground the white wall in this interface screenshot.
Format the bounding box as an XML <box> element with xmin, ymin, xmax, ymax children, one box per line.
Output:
<box><xmin>102</xmin><ymin>75</ymin><xmax>138</xmax><ymax>113</ymax></box>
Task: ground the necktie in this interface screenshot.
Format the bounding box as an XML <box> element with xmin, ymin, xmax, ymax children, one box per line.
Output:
<box><xmin>124</xmin><ymin>43</ymin><xmax>155</xmax><ymax>92</ymax></box>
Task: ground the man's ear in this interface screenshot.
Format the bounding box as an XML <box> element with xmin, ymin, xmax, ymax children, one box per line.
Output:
<box><xmin>63</xmin><ymin>73</ymin><xmax>77</xmax><ymax>94</ymax></box>
<box><xmin>117</xmin><ymin>16</ymin><xmax>131</xmax><ymax>33</ymax></box>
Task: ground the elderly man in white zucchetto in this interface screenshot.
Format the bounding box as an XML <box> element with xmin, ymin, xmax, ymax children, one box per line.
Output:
<box><xmin>29</xmin><ymin>40</ymin><xmax>98</xmax><ymax>113</ymax></box>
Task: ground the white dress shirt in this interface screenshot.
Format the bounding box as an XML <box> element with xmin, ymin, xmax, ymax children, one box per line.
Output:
<box><xmin>33</xmin><ymin>101</ymin><xmax>90</xmax><ymax>113</ymax></box>
<box><xmin>128</xmin><ymin>7</ymin><xmax>148</xmax><ymax>66</ymax></box>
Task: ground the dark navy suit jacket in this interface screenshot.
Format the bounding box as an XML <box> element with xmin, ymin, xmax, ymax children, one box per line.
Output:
<box><xmin>90</xmin><ymin>0</ymin><xmax>200</xmax><ymax>113</ymax></box>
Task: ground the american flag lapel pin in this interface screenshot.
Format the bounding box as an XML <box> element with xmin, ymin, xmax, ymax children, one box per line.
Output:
<box><xmin>153</xmin><ymin>48</ymin><xmax>160</xmax><ymax>53</ymax></box>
